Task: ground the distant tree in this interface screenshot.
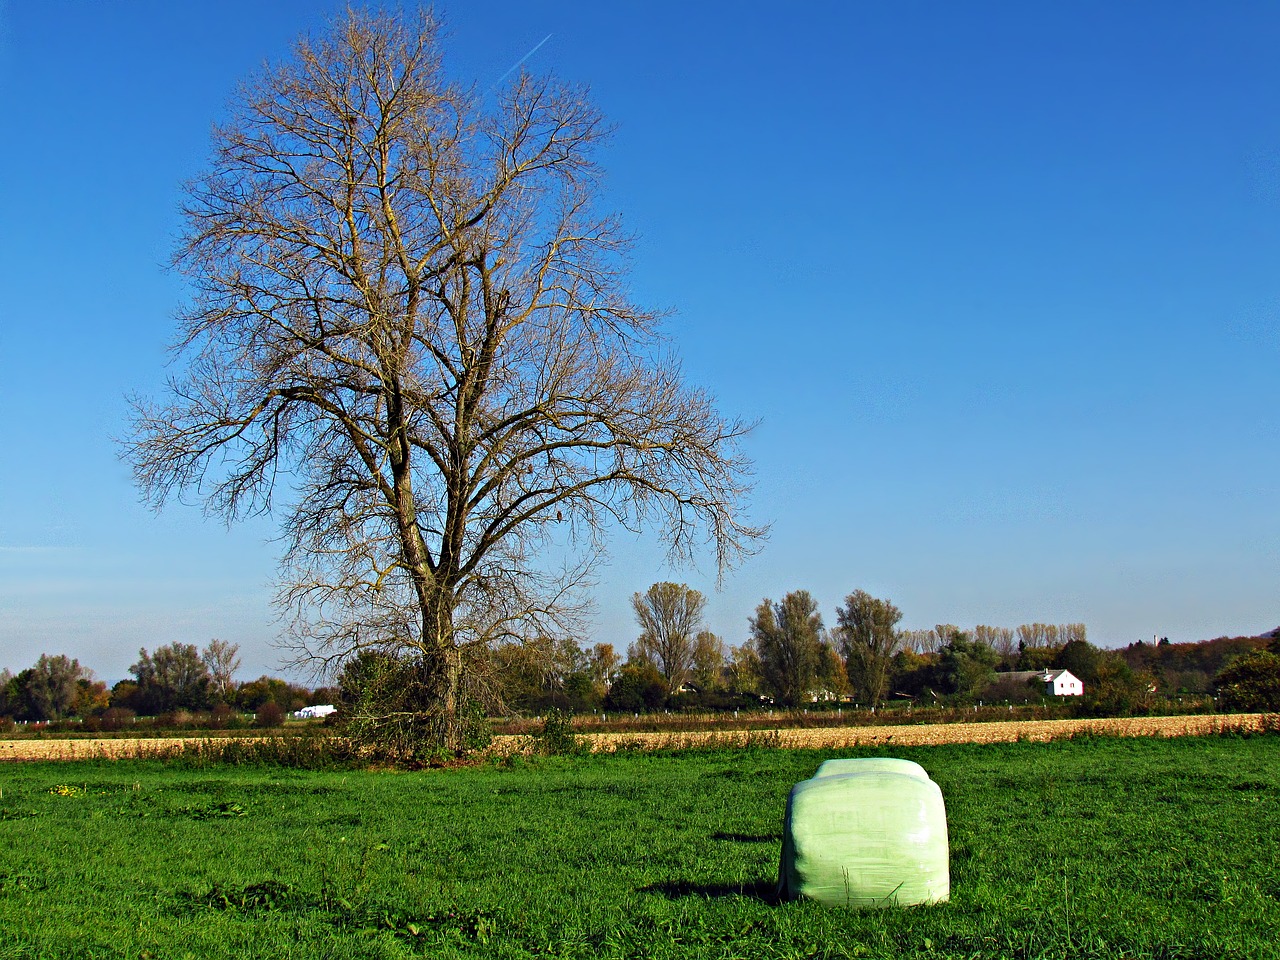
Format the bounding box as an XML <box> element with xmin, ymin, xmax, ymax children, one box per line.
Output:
<box><xmin>604</xmin><ymin>661</ymin><xmax>667</xmax><ymax>712</ymax></box>
<box><xmin>1055</xmin><ymin>639</ymin><xmax>1103</xmax><ymax>687</ymax></box>
<box><xmin>234</xmin><ymin>675</ymin><xmax>309</xmax><ymax>712</ymax></box>
<box><xmin>1061</xmin><ymin>623</ymin><xmax>1087</xmax><ymax>646</ymax></box>
<box><xmin>201</xmin><ymin>640</ymin><xmax>241</xmax><ymax>703</ymax></box>
<box><xmin>631</xmin><ymin>583</ymin><xmax>707</xmax><ymax>695</ymax></box>
<box><xmin>891</xmin><ymin>648</ymin><xmax>937</xmax><ymax>701</ymax></box>
<box><xmin>1084</xmin><ymin>653</ymin><xmax>1156</xmax><ymax>716</ymax></box>
<box><xmin>15</xmin><ymin>655</ymin><xmax>91</xmax><ymax>721</ymax></box>
<box><xmin>1016</xmin><ymin>623</ymin><xmax>1053</xmax><ymax>650</ymax></box>
<box><xmin>1123</xmin><ymin>634</ymin><xmax>1267</xmax><ymax>695</ymax></box>
<box><xmin>309</xmin><ymin>686</ymin><xmax>341</xmax><ymax>706</ymax></box>
<box><xmin>974</xmin><ymin>625</ymin><xmax>1017</xmax><ymax>659</ymax></box>
<box><xmin>935</xmin><ymin>624</ymin><xmax>963</xmax><ymax>645</ymax></box>
<box><xmin>73</xmin><ymin>678</ymin><xmax>110</xmax><ymax>718</ymax></box>
<box><xmin>725</xmin><ymin>642</ymin><xmax>763</xmax><ymax>697</ymax></box>
<box><xmin>897</xmin><ymin>629</ymin><xmax>936</xmax><ymax>654</ymax></box>
<box><xmin>0</xmin><ymin>669</ymin><xmax>14</xmax><ymax>717</ymax></box>
<box><xmin>129</xmin><ymin>643</ymin><xmax>212</xmax><ymax>714</ymax></box>
<box><xmin>690</xmin><ymin>631</ymin><xmax>727</xmax><ymax>692</ymax></box>
<box><xmin>254</xmin><ymin>701</ymin><xmax>286</xmax><ymax>728</ymax></box>
<box><xmin>816</xmin><ymin>640</ymin><xmax>851</xmax><ymax>699</ymax></box>
<box><xmin>1214</xmin><ymin>650</ymin><xmax>1280</xmax><ymax>712</ymax></box>
<box><xmin>936</xmin><ymin>635</ymin><xmax>998</xmax><ymax>700</ymax></box>
<box><xmin>587</xmin><ymin>643</ymin><xmax>620</xmax><ymax>691</ymax></box>
<box><xmin>1016</xmin><ymin>644</ymin><xmax>1061</xmax><ymax>672</ymax></box>
<box><xmin>487</xmin><ymin>636</ymin><xmax>586</xmax><ymax>712</ymax></box>
<box><xmin>835</xmin><ymin>591</ymin><xmax>904</xmax><ymax>709</ymax></box>
<box><xmin>108</xmin><ymin>680</ymin><xmax>140</xmax><ymax>712</ymax></box>
<box><xmin>750</xmin><ymin>591</ymin><xmax>825</xmax><ymax>707</ymax></box>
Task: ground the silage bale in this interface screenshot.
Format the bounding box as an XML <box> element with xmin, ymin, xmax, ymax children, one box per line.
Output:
<box><xmin>778</xmin><ymin>770</ymin><xmax>949</xmax><ymax>908</ymax></box>
<box><xmin>813</xmin><ymin>757</ymin><xmax>930</xmax><ymax>781</ymax></box>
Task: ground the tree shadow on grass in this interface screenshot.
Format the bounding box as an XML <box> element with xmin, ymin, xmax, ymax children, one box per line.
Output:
<box><xmin>640</xmin><ymin>879</ymin><xmax>780</xmax><ymax>904</ymax></box>
<box><xmin>710</xmin><ymin>831</ymin><xmax>779</xmax><ymax>843</ymax></box>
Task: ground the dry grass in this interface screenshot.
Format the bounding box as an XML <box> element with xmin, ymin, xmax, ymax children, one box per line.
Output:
<box><xmin>3</xmin><ymin>713</ymin><xmax>1274</xmax><ymax>762</ymax></box>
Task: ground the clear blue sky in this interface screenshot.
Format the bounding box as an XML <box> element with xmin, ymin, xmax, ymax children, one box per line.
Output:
<box><xmin>1</xmin><ymin>1</ymin><xmax>1277</xmax><ymax>683</ymax></box>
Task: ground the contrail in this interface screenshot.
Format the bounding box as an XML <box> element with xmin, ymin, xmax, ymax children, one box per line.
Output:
<box><xmin>495</xmin><ymin>33</ymin><xmax>553</xmax><ymax>86</ymax></box>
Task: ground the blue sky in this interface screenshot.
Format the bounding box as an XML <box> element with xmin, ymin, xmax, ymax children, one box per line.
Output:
<box><xmin>1</xmin><ymin>1</ymin><xmax>1277</xmax><ymax>683</ymax></box>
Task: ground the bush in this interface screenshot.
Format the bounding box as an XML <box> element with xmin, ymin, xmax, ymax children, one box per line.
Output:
<box><xmin>255</xmin><ymin>701</ymin><xmax>286</xmax><ymax>728</ymax></box>
<box><xmin>208</xmin><ymin>703</ymin><xmax>239</xmax><ymax>729</ymax></box>
<box><xmin>604</xmin><ymin>663</ymin><xmax>667</xmax><ymax>712</ymax></box>
<box><xmin>1215</xmin><ymin>650</ymin><xmax>1280</xmax><ymax>712</ymax></box>
<box><xmin>99</xmin><ymin>707</ymin><xmax>136</xmax><ymax>732</ymax></box>
<box><xmin>336</xmin><ymin>651</ymin><xmax>492</xmax><ymax>761</ymax></box>
<box><xmin>534</xmin><ymin>708</ymin><xmax>586</xmax><ymax>755</ymax></box>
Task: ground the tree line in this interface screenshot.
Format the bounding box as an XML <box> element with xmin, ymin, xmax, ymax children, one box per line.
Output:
<box><xmin>440</xmin><ymin>582</ymin><xmax>1280</xmax><ymax>717</ymax></box>
<box><xmin>6</xmin><ymin>598</ymin><xmax>1276</xmax><ymax>728</ymax></box>
<box><xmin>0</xmin><ymin>642</ymin><xmax>335</xmax><ymax>726</ymax></box>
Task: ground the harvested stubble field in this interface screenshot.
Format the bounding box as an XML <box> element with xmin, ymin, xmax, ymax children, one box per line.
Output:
<box><xmin>0</xmin><ymin>713</ymin><xmax>1273</xmax><ymax>762</ymax></box>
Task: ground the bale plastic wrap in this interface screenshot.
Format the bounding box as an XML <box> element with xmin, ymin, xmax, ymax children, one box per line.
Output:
<box><xmin>778</xmin><ymin>769</ymin><xmax>949</xmax><ymax>908</ymax></box>
<box><xmin>814</xmin><ymin>757</ymin><xmax>929</xmax><ymax>781</ymax></box>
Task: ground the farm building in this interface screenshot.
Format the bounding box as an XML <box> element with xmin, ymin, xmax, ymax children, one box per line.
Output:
<box><xmin>293</xmin><ymin>704</ymin><xmax>337</xmax><ymax>719</ymax></box>
<box><xmin>1041</xmin><ymin>669</ymin><xmax>1083</xmax><ymax>696</ymax></box>
<box><xmin>995</xmin><ymin>669</ymin><xmax>1084</xmax><ymax>697</ymax></box>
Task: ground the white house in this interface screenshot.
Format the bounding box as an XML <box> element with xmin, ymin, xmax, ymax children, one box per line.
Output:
<box><xmin>1039</xmin><ymin>669</ymin><xmax>1083</xmax><ymax>696</ymax></box>
<box><xmin>293</xmin><ymin>704</ymin><xmax>337</xmax><ymax>719</ymax></box>
<box><xmin>996</xmin><ymin>669</ymin><xmax>1085</xmax><ymax>697</ymax></box>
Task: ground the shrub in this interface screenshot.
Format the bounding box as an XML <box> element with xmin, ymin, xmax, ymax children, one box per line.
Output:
<box><xmin>208</xmin><ymin>703</ymin><xmax>238</xmax><ymax>729</ymax></box>
<box><xmin>100</xmin><ymin>707</ymin><xmax>136</xmax><ymax>732</ymax></box>
<box><xmin>1215</xmin><ymin>650</ymin><xmax>1280</xmax><ymax>712</ymax></box>
<box><xmin>336</xmin><ymin>651</ymin><xmax>492</xmax><ymax>761</ymax></box>
<box><xmin>534</xmin><ymin>708</ymin><xmax>586</xmax><ymax>755</ymax></box>
<box><xmin>255</xmin><ymin>701</ymin><xmax>286</xmax><ymax>728</ymax></box>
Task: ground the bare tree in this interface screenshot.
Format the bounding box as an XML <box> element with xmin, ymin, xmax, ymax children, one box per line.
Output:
<box><xmin>899</xmin><ymin>629</ymin><xmax>937</xmax><ymax>655</ymax></box>
<box><xmin>973</xmin><ymin>625</ymin><xmax>1016</xmax><ymax>658</ymax></box>
<box><xmin>126</xmin><ymin>11</ymin><xmax>760</xmax><ymax>752</ymax></box>
<box><xmin>836</xmin><ymin>591</ymin><xmax>904</xmax><ymax>708</ymax></box>
<box><xmin>201</xmin><ymin>640</ymin><xmax>242</xmax><ymax>702</ymax></box>
<box><xmin>1061</xmin><ymin>622</ymin><xmax>1087</xmax><ymax>646</ymax></box>
<box><xmin>631</xmin><ymin>582</ymin><xmax>707</xmax><ymax>695</ymax></box>
<box><xmin>1016</xmin><ymin>623</ymin><xmax>1053</xmax><ymax>649</ymax></box>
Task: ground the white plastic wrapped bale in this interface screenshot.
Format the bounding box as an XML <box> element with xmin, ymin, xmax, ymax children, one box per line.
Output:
<box><xmin>813</xmin><ymin>757</ymin><xmax>929</xmax><ymax>781</ymax></box>
<box><xmin>777</xmin><ymin>769</ymin><xmax>949</xmax><ymax>908</ymax></box>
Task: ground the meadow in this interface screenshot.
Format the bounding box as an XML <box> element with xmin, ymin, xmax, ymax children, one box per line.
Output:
<box><xmin>2</xmin><ymin>734</ymin><xmax>1279</xmax><ymax>959</ymax></box>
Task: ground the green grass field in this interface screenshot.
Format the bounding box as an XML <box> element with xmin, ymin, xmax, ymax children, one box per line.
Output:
<box><xmin>2</xmin><ymin>734</ymin><xmax>1279</xmax><ymax>959</ymax></box>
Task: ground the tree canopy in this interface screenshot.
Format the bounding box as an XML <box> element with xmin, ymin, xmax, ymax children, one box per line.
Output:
<box><xmin>631</xmin><ymin>582</ymin><xmax>707</xmax><ymax>695</ymax></box>
<box><xmin>749</xmin><ymin>590</ymin><xmax>825</xmax><ymax>707</ymax></box>
<box><xmin>835</xmin><ymin>590</ymin><xmax>903</xmax><ymax>708</ymax></box>
<box><xmin>126</xmin><ymin>9</ymin><xmax>761</xmax><ymax>753</ymax></box>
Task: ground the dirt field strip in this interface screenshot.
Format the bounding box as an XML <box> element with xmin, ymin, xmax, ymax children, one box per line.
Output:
<box><xmin>2</xmin><ymin>716</ymin><xmax>1269</xmax><ymax>768</ymax></box>
<box><xmin>1</xmin><ymin>713</ymin><xmax>1274</xmax><ymax>762</ymax></box>
<box><xmin>0</xmin><ymin>737</ymin><xmax>195</xmax><ymax>762</ymax></box>
<box><xmin>522</xmin><ymin>712</ymin><xmax>1279</xmax><ymax>755</ymax></box>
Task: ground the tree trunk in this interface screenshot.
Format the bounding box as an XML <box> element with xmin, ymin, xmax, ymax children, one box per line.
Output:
<box><xmin>421</xmin><ymin>587</ymin><xmax>464</xmax><ymax>752</ymax></box>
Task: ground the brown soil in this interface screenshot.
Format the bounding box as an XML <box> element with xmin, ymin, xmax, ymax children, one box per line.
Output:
<box><xmin>2</xmin><ymin>713</ymin><xmax>1272</xmax><ymax>763</ymax></box>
